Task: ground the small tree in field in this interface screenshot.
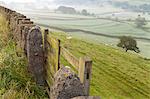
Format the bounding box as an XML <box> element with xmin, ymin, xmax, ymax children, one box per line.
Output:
<box><xmin>135</xmin><ymin>15</ymin><xmax>147</xmax><ymax>28</ymax></box>
<box><xmin>117</xmin><ymin>36</ymin><xmax>140</xmax><ymax>53</ymax></box>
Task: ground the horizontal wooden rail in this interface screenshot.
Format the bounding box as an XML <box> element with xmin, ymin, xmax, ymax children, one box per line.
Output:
<box><xmin>61</xmin><ymin>46</ymin><xmax>79</xmax><ymax>70</ymax></box>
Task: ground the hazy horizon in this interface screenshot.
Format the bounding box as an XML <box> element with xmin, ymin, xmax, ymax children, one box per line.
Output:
<box><xmin>1</xmin><ymin>0</ymin><xmax>150</xmax><ymax>8</ymax></box>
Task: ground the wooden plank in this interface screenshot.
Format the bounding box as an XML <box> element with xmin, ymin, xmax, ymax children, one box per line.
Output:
<box><xmin>27</xmin><ymin>26</ymin><xmax>45</xmax><ymax>85</ymax></box>
<box><xmin>78</xmin><ymin>57</ymin><xmax>92</xmax><ymax>96</ymax></box>
<box><xmin>47</xmin><ymin>35</ymin><xmax>60</xmax><ymax>49</ymax></box>
<box><xmin>47</xmin><ymin>35</ymin><xmax>60</xmax><ymax>72</ymax></box>
<box><xmin>45</xmin><ymin>65</ymin><xmax>54</xmax><ymax>86</ymax></box>
<box><xmin>45</xmin><ymin>34</ymin><xmax>60</xmax><ymax>86</ymax></box>
<box><xmin>43</xmin><ymin>29</ymin><xmax>55</xmax><ymax>86</ymax></box>
<box><xmin>45</xmin><ymin>60</ymin><xmax>55</xmax><ymax>86</ymax></box>
<box><xmin>44</xmin><ymin>29</ymin><xmax>49</xmax><ymax>53</ymax></box>
<box><xmin>44</xmin><ymin>29</ymin><xmax>49</xmax><ymax>65</ymax></box>
<box><xmin>61</xmin><ymin>47</ymin><xmax>79</xmax><ymax>70</ymax></box>
<box><xmin>47</xmin><ymin>56</ymin><xmax>56</xmax><ymax>76</ymax></box>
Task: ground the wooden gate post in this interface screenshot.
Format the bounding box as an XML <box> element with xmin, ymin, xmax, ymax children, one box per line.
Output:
<box><xmin>43</xmin><ymin>29</ymin><xmax>49</xmax><ymax>77</ymax></box>
<box><xmin>27</xmin><ymin>26</ymin><xmax>45</xmax><ymax>85</ymax></box>
<box><xmin>44</xmin><ymin>29</ymin><xmax>48</xmax><ymax>53</ymax></box>
<box><xmin>78</xmin><ymin>57</ymin><xmax>92</xmax><ymax>96</ymax></box>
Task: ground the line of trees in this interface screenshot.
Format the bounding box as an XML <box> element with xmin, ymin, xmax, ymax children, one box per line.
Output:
<box><xmin>55</xmin><ymin>6</ymin><xmax>95</xmax><ymax>16</ymax></box>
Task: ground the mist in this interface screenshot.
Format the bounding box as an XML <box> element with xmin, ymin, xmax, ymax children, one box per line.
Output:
<box><xmin>0</xmin><ymin>0</ymin><xmax>150</xmax><ymax>58</ymax></box>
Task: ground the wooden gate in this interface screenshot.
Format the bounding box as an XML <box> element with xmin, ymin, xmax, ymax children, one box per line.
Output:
<box><xmin>44</xmin><ymin>29</ymin><xmax>61</xmax><ymax>86</ymax></box>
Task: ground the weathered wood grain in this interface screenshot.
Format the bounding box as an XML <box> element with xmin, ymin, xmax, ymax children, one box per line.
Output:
<box><xmin>79</xmin><ymin>57</ymin><xmax>92</xmax><ymax>96</ymax></box>
<box><xmin>45</xmin><ymin>34</ymin><xmax>60</xmax><ymax>86</ymax></box>
<box><xmin>61</xmin><ymin>47</ymin><xmax>79</xmax><ymax>70</ymax></box>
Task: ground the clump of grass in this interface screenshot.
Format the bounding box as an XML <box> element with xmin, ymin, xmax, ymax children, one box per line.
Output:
<box><xmin>0</xmin><ymin>15</ymin><xmax>48</xmax><ymax>98</ymax></box>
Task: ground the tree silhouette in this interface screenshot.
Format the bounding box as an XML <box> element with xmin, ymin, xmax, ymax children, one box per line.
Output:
<box><xmin>117</xmin><ymin>36</ymin><xmax>140</xmax><ymax>53</ymax></box>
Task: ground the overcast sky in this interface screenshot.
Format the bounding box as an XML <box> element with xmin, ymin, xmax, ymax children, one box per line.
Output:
<box><xmin>1</xmin><ymin>0</ymin><xmax>54</xmax><ymax>3</ymax></box>
<box><xmin>1</xmin><ymin>0</ymin><xmax>129</xmax><ymax>3</ymax></box>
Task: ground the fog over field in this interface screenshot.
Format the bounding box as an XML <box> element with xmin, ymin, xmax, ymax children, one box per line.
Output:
<box><xmin>1</xmin><ymin>0</ymin><xmax>150</xmax><ymax>58</ymax></box>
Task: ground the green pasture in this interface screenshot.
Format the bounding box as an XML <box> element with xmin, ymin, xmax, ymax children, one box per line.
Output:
<box><xmin>50</xmin><ymin>32</ymin><xmax>150</xmax><ymax>99</ymax></box>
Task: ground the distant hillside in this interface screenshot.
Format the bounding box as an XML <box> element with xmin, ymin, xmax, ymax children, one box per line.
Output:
<box><xmin>54</xmin><ymin>0</ymin><xmax>150</xmax><ymax>5</ymax></box>
<box><xmin>54</xmin><ymin>0</ymin><xmax>150</xmax><ymax>12</ymax></box>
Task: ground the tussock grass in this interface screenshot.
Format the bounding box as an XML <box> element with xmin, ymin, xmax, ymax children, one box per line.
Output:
<box><xmin>0</xmin><ymin>15</ymin><xmax>48</xmax><ymax>98</ymax></box>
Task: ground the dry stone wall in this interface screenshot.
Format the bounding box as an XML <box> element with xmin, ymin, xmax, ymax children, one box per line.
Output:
<box><xmin>0</xmin><ymin>6</ymin><xmax>100</xmax><ymax>99</ymax></box>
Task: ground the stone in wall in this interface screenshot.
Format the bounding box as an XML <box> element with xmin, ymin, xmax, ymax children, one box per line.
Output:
<box><xmin>50</xmin><ymin>66</ymin><xmax>86</xmax><ymax>99</ymax></box>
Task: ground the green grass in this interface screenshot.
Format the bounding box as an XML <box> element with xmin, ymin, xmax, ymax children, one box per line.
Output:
<box><xmin>0</xmin><ymin>15</ymin><xmax>48</xmax><ymax>99</ymax></box>
<box><xmin>50</xmin><ymin>32</ymin><xmax>150</xmax><ymax>99</ymax></box>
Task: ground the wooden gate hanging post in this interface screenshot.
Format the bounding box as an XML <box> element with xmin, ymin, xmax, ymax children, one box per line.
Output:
<box><xmin>78</xmin><ymin>57</ymin><xmax>92</xmax><ymax>96</ymax></box>
<box><xmin>44</xmin><ymin>29</ymin><xmax>49</xmax><ymax>61</ymax></box>
<box><xmin>44</xmin><ymin>29</ymin><xmax>61</xmax><ymax>86</ymax></box>
<box><xmin>27</xmin><ymin>26</ymin><xmax>45</xmax><ymax>85</ymax></box>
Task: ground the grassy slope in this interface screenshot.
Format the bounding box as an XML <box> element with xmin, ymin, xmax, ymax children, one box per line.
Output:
<box><xmin>0</xmin><ymin>16</ymin><xmax>48</xmax><ymax>98</ymax></box>
<box><xmin>50</xmin><ymin>32</ymin><xmax>150</xmax><ymax>99</ymax></box>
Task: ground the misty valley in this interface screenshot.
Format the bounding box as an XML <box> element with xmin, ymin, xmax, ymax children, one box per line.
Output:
<box><xmin>0</xmin><ymin>0</ymin><xmax>150</xmax><ymax>99</ymax></box>
<box><xmin>19</xmin><ymin>5</ymin><xmax>150</xmax><ymax>58</ymax></box>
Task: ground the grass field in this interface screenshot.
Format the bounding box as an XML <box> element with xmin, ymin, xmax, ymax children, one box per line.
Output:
<box><xmin>50</xmin><ymin>31</ymin><xmax>150</xmax><ymax>99</ymax></box>
<box><xmin>20</xmin><ymin>10</ymin><xmax>150</xmax><ymax>58</ymax></box>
